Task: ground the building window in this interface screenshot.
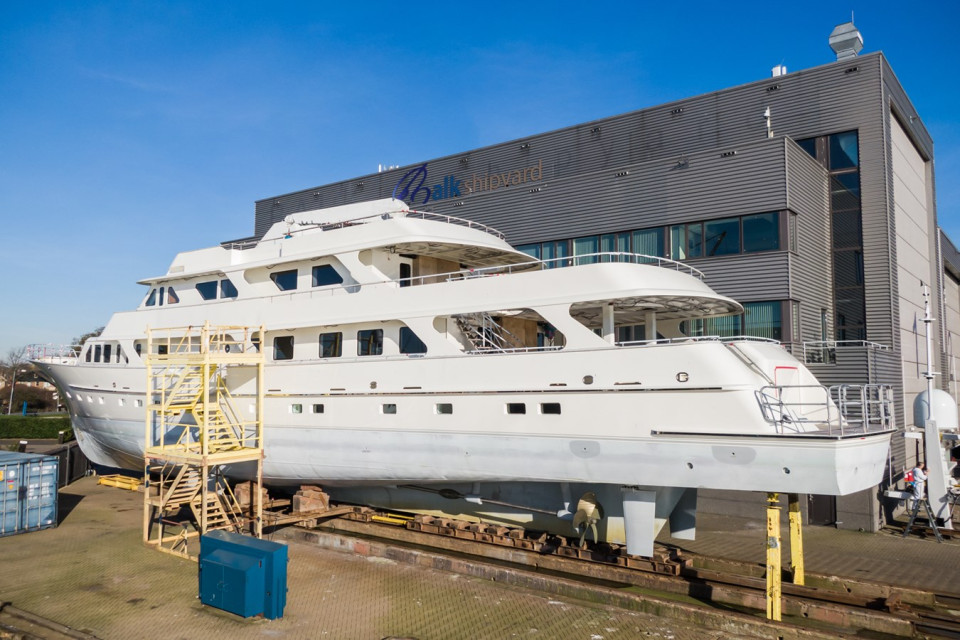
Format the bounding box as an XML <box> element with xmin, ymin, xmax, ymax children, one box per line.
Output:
<box><xmin>573</xmin><ymin>235</ymin><xmax>599</xmax><ymax>265</ymax></box>
<box><xmin>744</xmin><ymin>302</ymin><xmax>782</xmax><ymax>341</ymax></box>
<box><xmin>632</xmin><ymin>228</ymin><xmax>665</xmax><ymax>260</ymax></box>
<box><xmin>319</xmin><ymin>332</ymin><xmax>342</xmax><ymax>358</ymax></box>
<box><xmin>703</xmin><ymin>217</ymin><xmax>740</xmax><ymax>256</ymax></box>
<box><xmin>271</xmin><ymin>269</ymin><xmax>298</xmax><ymax>291</ymax></box>
<box><xmin>516</xmin><ymin>244</ymin><xmax>541</xmax><ymax>260</ymax></box>
<box><xmin>312</xmin><ymin>265</ymin><xmax>343</xmax><ymax>287</ymax></box>
<box><xmin>829</xmin><ymin>130</ymin><xmax>859</xmax><ymax>170</ymax></box>
<box><xmin>506</xmin><ymin>403</ymin><xmax>526</xmax><ymax>414</ymax></box>
<box><xmin>670</xmin><ymin>223</ymin><xmax>702</xmax><ymax>259</ymax></box>
<box><xmin>742</xmin><ymin>213</ymin><xmax>780</xmax><ymax>252</ymax></box>
<box><xmin>357</xmin><ymin>329</ymin><xmax>383</xmax><ymax>356</ymax></box>
<box><xmin>541</xmin><ymin>241</ymin><xmax>571</xmax><ymax>268</ymax></box>
<box><xmin>220</xmin><ymin>279</ymin><xmax>238</xmax><ymax>298</ymax></box>
<box><xmin>399</xmin><ymin>327</ymin><xmax>427</xmax><ymax>354</ymax></box>
<box><xmin>436</xmin><ymin>403</ymin><xmax>453</xmax><ymax>414</ymax></box>
<box><xmin>274</xmin><ymin>336</ymin><xmax>294</xmax><ymax>360</ymax></box>
<box><xmin>196</xmin><ymin>281</ymin><xmax>218</xmax><ymax>300</ymax></box>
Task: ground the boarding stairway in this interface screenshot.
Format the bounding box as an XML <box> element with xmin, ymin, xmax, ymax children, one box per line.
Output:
<box><xmin>143</xmin><ymin>323</ymin><xmax>264</xmax><ymax>558</ymax></box>
<box><xmin>454</xmin><ymin>312</ymin><xmax>525</xmax><ymax>352</ymax></box>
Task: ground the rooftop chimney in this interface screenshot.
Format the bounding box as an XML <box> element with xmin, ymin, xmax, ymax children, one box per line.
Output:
<box><xmin>829</xmin><ymin>22</ymin><xmax>863</xmax><ymax>61</ymax></box>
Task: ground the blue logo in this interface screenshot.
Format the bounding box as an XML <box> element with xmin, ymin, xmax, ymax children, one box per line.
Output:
<box><xmin>392</xmin><ymin>164</ymin><xmax>462</xmax><ymax>205</ymax></box>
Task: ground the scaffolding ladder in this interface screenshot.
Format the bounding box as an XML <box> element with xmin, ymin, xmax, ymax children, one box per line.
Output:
<box><xmin>142</xmin><ymin>322</ymin><xmax>264</xmax><ymax>558</ymax></box>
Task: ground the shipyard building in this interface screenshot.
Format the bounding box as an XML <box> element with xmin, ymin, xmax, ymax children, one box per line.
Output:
<box><xmin>248</xmin><ymin>24</ymin><xmax>954</xmax><ymax>532</ymax></box>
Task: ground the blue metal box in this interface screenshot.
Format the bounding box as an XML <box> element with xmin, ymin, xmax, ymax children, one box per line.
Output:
<box><xmin>199</xmin><ymin>530</ymin><xmax>288</xmax><ymax>619</ymax></box>
<box><xmin>0</xmin><ymin>451</ymin><xmax>59</xmax><ymax>538</ymax></box>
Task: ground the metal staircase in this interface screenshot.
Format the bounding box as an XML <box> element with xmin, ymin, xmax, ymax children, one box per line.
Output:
<box><xmin>454</xmin><ymin>312</ymin><xmax>525</xmax><ymax>351</ymax></box>
<box><xmin>143</xmin><ymin>323</ymin><xmax>264</xmax><ymax>558</ymax></box>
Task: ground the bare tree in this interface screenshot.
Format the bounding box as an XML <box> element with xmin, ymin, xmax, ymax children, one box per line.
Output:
<box><xmin>3</xmin><ymin>346</ymin><xmax>27</xmax><ymax>415</ymax></box>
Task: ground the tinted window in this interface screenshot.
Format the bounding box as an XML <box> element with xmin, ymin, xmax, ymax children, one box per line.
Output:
<box><xmin>103</xmin><ymin>344</ymin><xmax>112</xmax><ymax>362</ymax></box>
<box><xmin>94</xmin><ymin>345</ymin><xmax>102</xmax><ymax>362</ymax></box>
<box><xmin>436</xmin><ymin>403</ymin><xmax>453</xmax><ymax>414</ymax></box>
<box><xmin>319</xmin><ymin>332</ymin><xmax>342</xmax><ymax>358</ymax></box>
<box><xmin>507</xmin><ymin>403</ymin><xmax>526</xmax><ymax>414</ymax></box>
<box><xmin>796</xmin><ymin>137</ymin><xmax>817</xmax><ymax>159</ymax></box>
<box><xmin>167</xmin><ymin>287</ymin><xmax>179</xmax><ymax>304</ymax></box>
<box><xmin>703</xmin><ymin>217</ymin><xmax>740</xmax><ymax>256</ymax></box>
<box><xmin>670</xmin><ymin>223</ymin><xmax>702</xmax><ymax>259</ymax></box>
<box><xmin>829</xmin><ymin>130</ymin><xmax>859</xmax><ymax>170</ymax></box>
<box><xmin>399</xmin><ymin>327</ymin><xmax>427</xmax><ymax>354</ymax></box>
<box><xmin>744</xmin><ymin>301</ymin><xmax>782</xmax><ymax>341</ymax></box>
<box><xmin>831</xmin><ymin>173</ymin><xmax>860</xmax><ymax>212</ymax></box>
<box><xmin>742</xmin><ymin>213</ymin><xmax>780</xmax><ymax>253</ymax></box>
<box><xmin>541</xmin><ymin>403</ymin><xmax>561</xmax><ymax>414</ymax></box>
<box><xmin>220</xmin><ymin>279</ymin><xmax>238</xmax><ymax>298</ymax></box>
<box><xmin>357</xmin><ymin>329</ymin><xmax>383</xmax><ymax>356</ymax></box>
<box><xmin>145</xmin><ymin>289</ymin><xmax>158</xmax><ymax>306</ymax></box>
<box><xmin>158</xmin><ymin>287</ymin><xmax>165</xmax><ymax>306</ymax></box>
<box><xmin>274</xmin><ymin>336</ymin><xmax>294</xmax><ymax>360</ymax></box>
<box><xmin>516</xmin><ymin>244</ymin><xmax>541</xmax><ymax>259</ymax></box>
<box><xmin>312</xmin><ymin>265</ymin><xmax>343</xmax><ymax>287</ymax></box>
<box><xmin>271</xmin><ymin>269</ymin><xmax>298</xmax><ymax>291</ymax></box>
<box><xmin>632</xmin><ymin>228</ymin><xmax>664</xmax><ymax>261</ymax></box>
<box><xmin>399</xmin><ymin>263</ymin><xmax>411</xmax><ymax>287</ymax></box>
<box><xmin>196</xmin><ymin>281</ymin><xmax>218</xmax><ymax>300</ymax></box>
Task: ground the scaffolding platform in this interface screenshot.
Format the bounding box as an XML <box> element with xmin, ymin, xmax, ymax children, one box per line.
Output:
<box><xmin>142</xmin><ymin>323</ymin><xmax>264</xmax><ymax>558</ymax></box>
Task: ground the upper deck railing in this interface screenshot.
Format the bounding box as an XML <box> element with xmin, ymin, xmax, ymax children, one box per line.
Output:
<box><xmin>223</xmin><ymin>208</ymin><xmax>507</xmax><ymax>250</ymax></box>
<box><xmin>437</xmin><ymin>252</ymin><xmax>705</xmax><ymax>283</ymax></box>
<box><xmin>27</xmin><ymin>344</ymin><xmax>81</xmax><ymax>364</ymax></box>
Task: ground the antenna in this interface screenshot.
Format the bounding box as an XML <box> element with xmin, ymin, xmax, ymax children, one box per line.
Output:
<box><xmin>763</xmin><ymin>107</ymin><xmax>773</xmax><ymax>138</ymax></box>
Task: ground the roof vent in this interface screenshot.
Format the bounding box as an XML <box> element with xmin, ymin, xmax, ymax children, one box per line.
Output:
<box><xmin>771</xmin><ymin>64</ymin><xmax>787</xmax><ymax>77</ymax></box>
<box><xmin>829</xmin><ymin>22</ymin><xmax>863</xmax><ymax>61</ymax></box>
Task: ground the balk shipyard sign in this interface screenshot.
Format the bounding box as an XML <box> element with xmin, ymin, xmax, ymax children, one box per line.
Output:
<box><xmin>392</xmin><ymin>160</ymin><xmax>543</xmax><ymax>205</ymax></box>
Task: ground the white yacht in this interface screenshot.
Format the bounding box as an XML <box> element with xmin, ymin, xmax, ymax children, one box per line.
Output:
<box><xmin>32</xmin><ymin>197</ymin><xmax>893</xmax><ymax>555</ymax></box>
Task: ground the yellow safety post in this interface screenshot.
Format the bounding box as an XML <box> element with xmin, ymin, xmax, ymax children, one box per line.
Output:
<box><xmin>788</xmin><ymin>493</ymin><xmax>804</xmax><ymax>585</ymax></box>
<box><xmin>766</xmin><ymin>492</ymin><xmax>782</xmax><ymax>621</ymax></box>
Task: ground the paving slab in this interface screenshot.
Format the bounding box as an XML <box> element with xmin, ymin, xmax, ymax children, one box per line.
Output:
<box><xmin>0</xmin><ymin>477</ymin><xmax>733</xmax><ymax>640</ymax></box>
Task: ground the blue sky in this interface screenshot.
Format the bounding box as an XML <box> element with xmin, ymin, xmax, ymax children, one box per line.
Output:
<box><xmin>1</xmin><ymin>1</ymin><xmax>958</xmax><ymax>357</ymax></box>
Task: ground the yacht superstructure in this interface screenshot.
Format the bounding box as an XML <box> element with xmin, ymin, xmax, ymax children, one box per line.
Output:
<box><xmin>32</xmin><ymin>198</ymin><xmax>894</xmax><ymax>556</ymax></box>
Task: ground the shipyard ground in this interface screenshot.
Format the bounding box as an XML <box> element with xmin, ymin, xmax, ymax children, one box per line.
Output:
<box><xmin>2</xmin><ymin>477</ymin><xmax>960</xmax><ymax>640</ymax></box>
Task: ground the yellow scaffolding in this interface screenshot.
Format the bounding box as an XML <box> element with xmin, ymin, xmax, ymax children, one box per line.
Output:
<box><xmin>142</xmin><ymin>322</ymin><xmax>264</xmax><ymax>558</ymax></box>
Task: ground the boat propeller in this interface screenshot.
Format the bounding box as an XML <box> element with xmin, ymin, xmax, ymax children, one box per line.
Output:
<box><xmin>572</xmin><ymin>491</ymin><xmax>604</xmax><ymax>546</ymax></box>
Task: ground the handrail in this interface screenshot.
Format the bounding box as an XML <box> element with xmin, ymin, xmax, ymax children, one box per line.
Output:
<box><xmin>617</xmin><ymin>335</ymin><xmax>780</xmax><ymax>348</ymax></box>
<box><xmin>755</xmin><ymin>383</ymin><xmax>895</xmax><ymax>436</ymax></box>
<box><xmin>27</xmin><ymin>344</ymin><xmax>81</xmax><ymax>363</ymax></box>
<box><xmin>442</xmin><ymin>252</ymin><xmax>705</xmax><ymax>282</ymax></box>
<box><xmin>801</xmin><ymin>341</ymin><xmax>891</xmax><ymax>365</ymax></box>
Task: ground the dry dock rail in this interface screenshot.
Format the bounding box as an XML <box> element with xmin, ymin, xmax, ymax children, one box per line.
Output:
<box><xmin>280</xmin><ymin>506</ymin><xmax>960</xmax><ymax>639</ymax></box>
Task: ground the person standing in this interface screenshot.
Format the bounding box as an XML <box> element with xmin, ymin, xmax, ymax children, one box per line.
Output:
<box><xmin>912</xmin><ymin>463</ymin><xmax>928</xmax><ymax>503</ymax></box>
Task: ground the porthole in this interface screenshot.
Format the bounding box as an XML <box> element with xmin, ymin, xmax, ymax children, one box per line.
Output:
<box><xmin>436</xmin><ymin>403</ymin><xmax>453</xmax><ymax>415</ymax></box>
<box><xmin>540</xmin><ymin>403</ymin><xmax>561</xmax><ymax>415</ymax></box>
<box><xmin>507</xmin><ymin>403</ymin><xmax>526</xmax><ymax>414</ymax></box>
<box><xmin>382</xmin><ymin>404</ymin><xmax>397</xmax><ymax>414</ymax></box>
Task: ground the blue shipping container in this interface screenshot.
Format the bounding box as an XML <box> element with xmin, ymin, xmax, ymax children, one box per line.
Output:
<box><xmin>0</xmin><ymin>451</ymin><xmax>59</xmax><ymax>537</ymax></box>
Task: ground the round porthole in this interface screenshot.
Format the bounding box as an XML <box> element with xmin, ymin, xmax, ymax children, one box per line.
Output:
<box><xmin>676</xmin><ymin>372</ymin><xmax>689</xmax><ymax>383</ymax></box>
<box><xmin>783</xmin><ymin>467</ymin><xmax>791</xmax><ymax>474</ymax></box>
<box><xmin>370</xmin><ymin>381</ymin><xmax>377</xmax><ymax>389</ymax></box>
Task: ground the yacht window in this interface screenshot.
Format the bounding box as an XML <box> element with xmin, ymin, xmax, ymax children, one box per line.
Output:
<box><xmin>158</xmin><ymin>287</ymin><xmax>165</xmax><ymax>306</ymax></box>
<box><xmin>145</xmin><ymin>289</ymin><xmax>158</xmax><ymax>306</ymax></box>
<box><xmin>312</xmin><ymin>265</ymin><xmax>343</xmax><ymax>287</ymax></box>
<box><xmin>507</xmin><ymin>403</ymin><xmax>526</xmax><ymax>414</ymax></box>
<box><xmin>399</xmin><ymin>327</ymin><xmax>427</xmax><ymax>354</ymax></box>
<box><xmin>436</xmin><ymin>403</ymin><xmax>453</xmax><ymax>415</ymax></box>
<box><xmin>541</xmin><ymin>403</ymin><xmax>561</xmax><ymax>415</ymax></box>
<box><xmin>382</xmin><ymin>403</ymin><xmax>397</xmax><ymax>414</ymax></box>
<box><xmin>157</xmin><ymin>345</ymin><xmax>168</xmax><ymax>355</ymax></box>
<box><xmin>167</xmin><ymin>287</ymin><xmax>180</xmax><ymax>304</ymax></box>
<box><xmin>85</xmin><ymin>347</ymin><xmax>92</xmax><ymax>362</ymax></box>
<box><xmin>742</xmin><ymin>213</ymin><xmax>780</xmax><ymax>253</ymax></box>
<box><xmin>103</xmin><ymin>344</ymin><xmax>112</xmax><ymax>363</ymax></box>
<box><xmin>135</xmin><ymin>343</ymin><xmax>142</xmax><ymax>356</ymax></box>
<box><xmin>252</xmin><ymin>333</ymin><xmax>260</xmax><ymax>352</ymax></box>
<box><xmin>220</xmin><ymin>279</ymin><xmax>238</xmax><ymax>298</ymax></box>
<box><xmin>94</xmin><ymin>345</ymin><xmax>102</xmax><ymax>362</ymax></box>
<box><xmin>271</xmin><ymin>269</ymin><xmax>298</xmax><ymax>291</ymax></box>
<box><xmin>290</xmin><ymin>404</ymin><xmax>302</xmax><ymax>414</ymax></box>
<box><xmin>135</xmin><ymin>399</ymin><xmax>143</xmax><ymax>408</ymax></box>
<box><xmin>312</xmin><ymin>404</ymin><xmax>324</xmax><ymax>414</ymax></box>
<box><xmin>196</xmin><ymin>281</ymin><xmax>218</xmax><ymax>300</ymax></box>
<box><xmin>357</xmin><ymin>329</ymin><xmax>383</xmax><ymax>356</ymax></box>
<box><xmin>274</xmin><ymin>336</ymin><xmax>295</xmax><ymax>360</ymax></box>
<box><xmin>319</xmin><ymin>332</ymin><xmax>342</xmax><ymax>358</ymax></box>
<box><xmin>399</xmin><ymin>262</ymin><xmax>412</xmax><ymax>287</ymax></box>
